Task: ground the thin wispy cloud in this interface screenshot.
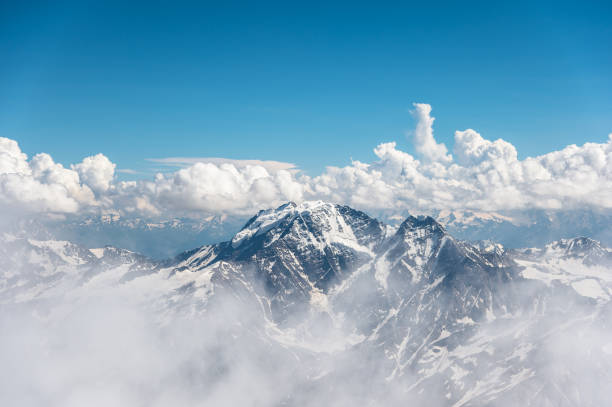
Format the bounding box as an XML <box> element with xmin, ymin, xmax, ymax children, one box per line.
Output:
<box><xmin>147</xmin><ymin>157</ymin><xmax>298</xmax><ymax>173</ymax></box>
<box><xmin>116</xmin><ymin>168</ymin><xmax>142</xmax><ymax>175</ymax></box>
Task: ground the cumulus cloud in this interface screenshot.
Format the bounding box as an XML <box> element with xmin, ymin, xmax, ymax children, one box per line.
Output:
<box><xmin>73</xmin><ymin>153</ymin><xmax>116</xmax><ymax>193</ymax></box>
<box><xmin>0</xmin><ymin>138</ymin><xmax>98</xmax><ymax>213</ymax></box>
<box><xmin>0</xmin><ymin>138</ymin><xmax>30</xmax><ymax>174</ymax></box>
<box><xmin>453</xmin><ymin>129</ymin><xmax>518</xmax><ymax>166</ymax></box>
<box><xmin>309</xmin><ymin>109</ymin><xmax>612</xmax><ymax>213</ymax></box>
<box><xmin>1</xmin><ymin>105</ymin><xmax>611</xmax><ymax>218</ymax></box>
<box><xmin>410</xmin><ymin>103</ymin><xmax>452</xmax><ymax>163</ymax></box>
<box><xmin>148</xmin><ymin>162</ymin><xmax>305</xmax><ymax>214</ymax></box>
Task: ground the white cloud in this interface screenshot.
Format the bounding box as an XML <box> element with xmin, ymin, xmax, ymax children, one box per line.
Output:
<box><xmin>0</xmin><ymin>138</ymin><xmax>98</xmax><ymax>214</ymax></box>
<box><xmin>453</xmin><ymin>129</ymin><xmax>518</xmax><ymax>166</ymax></box>
<box><xmin>1</xmin><ymin>106</ymin><xmax>611</xmax><ymax>218</ymax></box>
<box><xmin>308</xmin><ymin>110</ymin><xmax>612</xmax><ymax>213</ymax></box>
<box><xmin>73</xmin><ymin>153</ymin><xmax>116</xmax><ymax>193</ymax></box>
<box><xmin>118</xmin><ymin>162</ymin><xmax>306</xmax><ymax>216</ymax></box>
<box><xmin>116</xmin><ymin>168</ymin><xmax>140</xmax><ymax>175</ymax></box>
<box><xmin>0</xmin><ymin>137</ymin><xmax>30</xmax><ymax>174</ymax></box>
<box><xmin>410</xmin><ymin>103</ymin><xmax>452</xmax><ymax>163</ymax></box>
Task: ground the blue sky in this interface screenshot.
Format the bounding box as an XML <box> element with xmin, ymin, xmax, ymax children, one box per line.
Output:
<box><xmin>1</xmin><ymin>1</ymin><xmax>611</xmax><ymax>177</ymax></box>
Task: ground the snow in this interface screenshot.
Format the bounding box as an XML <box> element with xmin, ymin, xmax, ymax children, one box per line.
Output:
<box><xmin>320</xmin><ymin>210</ymin><xmax>374</xmax><ymax>255</ymax></box>
<box><xmin>231</xmin><ymin>201</ymin><xmax>326</xmax><ymax>248</ymax></box>
<box><xmin>571</xmin><ymin>279</ymin><xmax>609</xmax><ymax>300</ymax></box>
<box><xmin>90</xmin><ymin>248</ymin><xmax>105</xmax><ymax>258</ymax></box>
<box><xmin>309</xmin><ymin>289</ymin><xmax>330</xmax><ymax>312</ymax></box>
<box><xmin>450</xmin><ymin>365</ymin><xmax>469</xmax><ymax>382</ymax></box>
<box><xmin>374</xmin><ymin>257</ymin><xmax>390</xmax><ymax>290</ymax></box>
<box><xmin>230</xmin><ymin>201</ymin><xmax>376</xmax><ymax>264</ymax></box>
<box><xmin>27</xmin><ymin>239</ymin><xmax>88</xmax><ymax>265</ymax></box>
<box><xmin>437</xmin><ymin>210</ymin><xmax>517</xmax><ymax>227</ymax></box>
<box><xmin>2</xmin><ymin>233</ymin><xmax>18</xmax><ymax>242</ymax></box>
<box><xmin>518</xmin><ymin>253</ymin><xmax>612</xmax><ymax>301</ymax></box>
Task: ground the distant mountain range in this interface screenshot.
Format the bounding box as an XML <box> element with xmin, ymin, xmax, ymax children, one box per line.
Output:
<box><xmin>2</xmin><ymin>201</ymin><xmax>611</xmax><ymax>406</ymax></box>
<box><xmin>14</xmin><ymin>206</ymin><xmax>612</xmax><ymax>260</ymax></box>
<box><xmin>435</xmin><ymin>208</ymin><xmax>612</xmax><ymax>249</ymax></box>
<box><xmin>14</xmin><ymin>213</ymin><xmax>247</xmax><ymax>259</ymax></box>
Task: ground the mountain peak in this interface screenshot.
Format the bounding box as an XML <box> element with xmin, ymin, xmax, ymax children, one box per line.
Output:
<box><xmin>230</xmin><ymin>201</ymin><xmax>337</xmax><ymax>248</ymax></box>
<box><xmin>397</xmin><ymin>215</ymin><xmax>446</xmax><ymax>236</ymax></box>
<box><xmin>549</xmin><ymin>236</ymin><xmax>601</xmax><ymax>251</ymax></box>
<box><xmin>547</xmin><ymin>236</ymin><xmax>610</xmax><ymax>261</ymax></box>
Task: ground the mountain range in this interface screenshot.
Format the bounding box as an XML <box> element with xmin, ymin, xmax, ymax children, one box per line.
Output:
<box><xmin>16</xmin><ymin>207</ymin><xmax>612</xmax><ymax>261</ymax></box>
<box><xmin>2</xmin><ymin>201</ymin><xmax>612</xmax><ymax>406</ymax></box>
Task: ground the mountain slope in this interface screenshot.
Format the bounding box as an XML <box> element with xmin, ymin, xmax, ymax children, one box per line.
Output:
<box><xmin>2</xmin><ymin>201</ymin><xmax>612</xmax><ymax>406</ymax></box>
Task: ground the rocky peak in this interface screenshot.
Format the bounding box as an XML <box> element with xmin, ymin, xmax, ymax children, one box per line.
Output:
<box><xmin>396</xmin><ymin>215</ymin><xmax>446</xmax><ymax>237</ymax></box>
<box><xmin>229</xmin><ymin>201</ymin><xmax>385</xmax><ymax>253</ymax></box>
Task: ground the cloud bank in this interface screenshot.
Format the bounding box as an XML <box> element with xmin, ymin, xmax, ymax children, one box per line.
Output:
<box><xmin>1</xmin><ymin>103</ymin><xmax>611</xmax><ymax>218</ymax></box>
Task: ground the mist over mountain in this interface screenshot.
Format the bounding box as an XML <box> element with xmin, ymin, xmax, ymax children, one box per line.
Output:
<box><xmin>42</xmin><ymin>213</ymin><xmax>248</xmax><ymax>259</ymax></box>
<box><xmin>3</xmin><ymin>1</ymin><xmax>612</xmax><ymax>405</ymax></box>
<box><xmin>2</xmin><ymin>201</ymin><xmax>612</xmax><ymax>406</ymax></box>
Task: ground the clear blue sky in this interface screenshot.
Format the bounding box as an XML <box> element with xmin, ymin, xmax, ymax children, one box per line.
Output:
<box><xmin>1</xmin><ymin>1</ymin><xmax>611</xmax><ymax>176</ymax></box>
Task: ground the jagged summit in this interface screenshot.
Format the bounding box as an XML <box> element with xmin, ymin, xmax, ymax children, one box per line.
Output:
<box><xmin>514</xmin><ymin>236</ymin><xmax>612</xmax><ymax>262</ymax></box>
<box><xmin>551</xmin><ymin>236</ymin><xmax>602</xmax><ymax>253</ymax></box>
<box><xmin>396</xmin><ymin>214</ymin><xmax>446</xmax><ymax>236</ymax></box>
<box><xmin>231</xmin><ymin>201</ymin><xmax>326</xmax><ymax>248</ymax></box>
<box><xmin>218</xmin><ymin>201</ymin><xmax>387</xmax><ymax>319</ymax></box>
<box><xmin>544</xmin><ymin>236</ymin><xmax>612</xmax><ymax>265</ymax></box>
<box><xmin>230</xmin><ymin>200</ymin><xmax>385</xmax><ymax>251</ymax></box>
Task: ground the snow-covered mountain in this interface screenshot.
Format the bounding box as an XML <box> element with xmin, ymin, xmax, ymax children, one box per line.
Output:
<box><xmin>435</xmin><ymin>208</ymin><xmax>612</xmax><ymax>249</ymax></box>
<box><xmin>0</xmin><ymin>234</ymin><xmax>158</xmax><ymax>304</ymax></box>
<box><xmin>2</xmin><ymin>201</ymin><xmax>612</xmax><ymax>406</ymax></box>
<box><xmin>18</xmin><ymin>206</ymin><xmax>612</xmax><ymax>262</ymax></box>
